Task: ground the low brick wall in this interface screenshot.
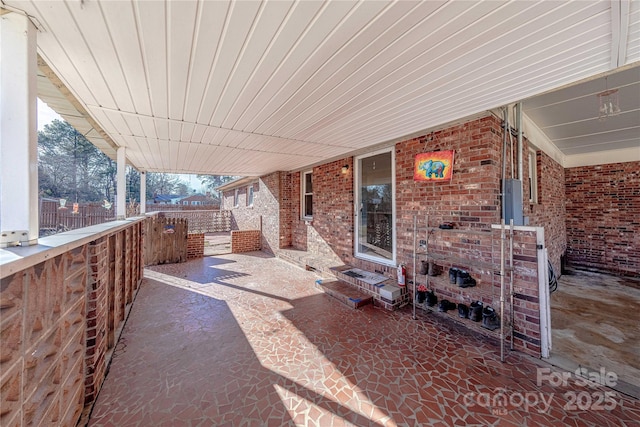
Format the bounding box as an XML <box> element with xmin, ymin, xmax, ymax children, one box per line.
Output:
<box><xmin>0</xmin><ymin>219</ymin><xmax>144</xmax><ymax>427</ymax></box>
<box><xmin>231</xmin><ymin>230</ymin><xmax>261</xmax><ymax>253</ymax></box>
<box><xmin>187</xmin><ymin>233</ymin><xmax>204</xmax><ymax>259</ymax></box>
<box><xmin>565</xmin><ymin>161</ymin><xmax>639</xmax><ymax>276</ymax></box>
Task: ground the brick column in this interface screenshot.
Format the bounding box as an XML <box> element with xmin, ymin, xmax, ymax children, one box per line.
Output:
<box><xmin>187</xmin><ymin>233</ymin><xmax>205</xmax><ymax>259</ymax></box>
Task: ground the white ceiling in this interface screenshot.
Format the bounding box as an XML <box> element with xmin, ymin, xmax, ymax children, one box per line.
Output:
<box><xmin>4</xmin><ymin>0</ymin><xmax>640</xmax><ymax>175</ymax></box>
<box><xmin>522</xmin><ymin>64</ymin><xmax>640</xmax><ymax>166</ymax></box>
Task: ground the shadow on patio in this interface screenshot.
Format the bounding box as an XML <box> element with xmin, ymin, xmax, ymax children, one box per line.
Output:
<box><xmin>88</xmin><ymin>253</ymin><xmax>640</xmax><ymax>426</ymax></box>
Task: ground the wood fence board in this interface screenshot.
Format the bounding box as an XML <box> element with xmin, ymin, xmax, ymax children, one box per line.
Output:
<box><xmin>144</xmin><ymin>217</ymin><xmax>188</xmax><ymax>266</ymax></box>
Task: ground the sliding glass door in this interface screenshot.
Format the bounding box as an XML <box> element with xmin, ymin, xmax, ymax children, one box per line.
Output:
<box><xmin>355</xmin><ymin>149</ymin><xmax>395</xmax><ymax>265</ymax></box>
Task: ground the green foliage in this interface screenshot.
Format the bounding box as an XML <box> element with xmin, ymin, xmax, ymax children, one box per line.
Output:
<box><xmin>197</xmin><ymin>174</ymin><xmax>237</xmax><ymax>199</ymax></box>
<box><xmin>38</xmin><ymin>119</ymin><xmax>114</xmax><ymax>202</ymax></box>
<box><xmin>38</xmin><ymin>119</ymin><xmax>224</xmax><ymax>203</ymax></box>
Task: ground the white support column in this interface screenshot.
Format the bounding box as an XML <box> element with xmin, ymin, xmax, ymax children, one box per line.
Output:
<box><xmin>0</xmin><ymin>12</ymin><xmax>39</xmax><ymax>247</ymax></box>
<box><xmin>139</xmin><ymin>171</ymin><xmax>146</xmax><ymax>214</ymax></box>
<box><xmin>116</xmin><ymin>147</ymin><xmax>126</xmax><ymax>219</ymax></box>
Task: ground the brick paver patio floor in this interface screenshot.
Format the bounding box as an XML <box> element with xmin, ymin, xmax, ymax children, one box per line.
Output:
<box><xmin>88</xmin><ymin>252</ymin><xmax>639</xmax><ymax>426</ymax></box>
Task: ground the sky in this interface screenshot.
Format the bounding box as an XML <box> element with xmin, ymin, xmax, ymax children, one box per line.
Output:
<box><xmin>37</xmin><ymin>99</ymin><xmax>204</xmax><ymax>192</ymax></box>
<box><xmin>37</xmin><ymin>98</ymin><xmax>62</xmax><ymax>130</ymax></box>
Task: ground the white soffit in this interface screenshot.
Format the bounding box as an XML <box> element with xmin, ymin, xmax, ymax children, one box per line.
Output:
<box><xmin>6</xmin><ymin>0</ymin><xmax>640</xmax><ymax>175</ymax></box>
<box><xmin>522</xmin><ymin>63</ymin><xmax>640</xmax><ymax>167</ymax></box>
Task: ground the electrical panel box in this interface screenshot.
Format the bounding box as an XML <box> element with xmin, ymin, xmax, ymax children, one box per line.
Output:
<box><xmin>503</xmin><ymin>179</ymin><xmax>524</xmax><ymax>226</ymax></box>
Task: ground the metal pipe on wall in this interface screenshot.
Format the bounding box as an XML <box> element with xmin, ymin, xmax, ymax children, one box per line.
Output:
<box><xmin>516</xmin><ymin>102</ymin><xmax>523</xmax><ymax>181</ymax></box>
<box><xmin>501</xmin><ymin>107</ymin><xmax>509</xmax><ymax>221</ymax></box>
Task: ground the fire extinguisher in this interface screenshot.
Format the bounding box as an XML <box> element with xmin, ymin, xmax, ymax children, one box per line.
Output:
<box><xmin>397</xmin><ymin>264</ymin><xmax>406</xmax><ymax>287</ymax></box>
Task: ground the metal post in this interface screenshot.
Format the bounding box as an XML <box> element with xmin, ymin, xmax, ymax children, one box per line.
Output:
<box><xmin>500</xmin><ymin>219</ymin><xmax>505</xmax><ymax>362</ymax></box>
<box><xmin>412</xmin><ymin>215</ymin><xmax>417</xmax><ymax>320</ymax></box>
<box><xmin>510</xmin><ymin>219</ymin><xmax>515</xmax><ymax>351</ymax></box>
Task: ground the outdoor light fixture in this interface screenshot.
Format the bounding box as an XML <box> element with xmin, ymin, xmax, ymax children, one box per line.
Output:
<box><xmin>598</xmin><ymin>89</ymin><xmax>620</xmax><ymax>120</ymax></box>
<box><xmin>597</xmin><ymin>76</ymin><xmax>621</xmax><ymax>121</ymax></box>
<box><xmin>341</xmin><ymin>165</ymin><xmax>349</xmax><ymax>174</ymax></box>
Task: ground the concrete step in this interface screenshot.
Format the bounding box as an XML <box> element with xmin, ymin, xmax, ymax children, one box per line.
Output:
<box><xmin>315</xmin><ymin>279</ymin><xmax>373</xmax><ymax>309</ymax></box>
<box><xmin>277</xmin><ymin>248</ymin><xmax>340</xmax><ymax>276</ymax></box>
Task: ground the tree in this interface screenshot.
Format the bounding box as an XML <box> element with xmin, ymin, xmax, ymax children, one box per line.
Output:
<box><xmin>38</xmin><ymin>120</ymin><xmax>113</xmax><ymax>202</ymax></box>
<box><xmin>197</xmin><ymin>175</ymin><xmax>237</xmax><ymax>200</ymax></box>
<box><xmin>147</xmin><ymin>172</ymin><xmax>182</xmax><ymax>196</ymax></box>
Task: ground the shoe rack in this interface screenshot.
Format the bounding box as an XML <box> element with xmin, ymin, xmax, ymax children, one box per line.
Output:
<box><xmin>411</xmin><ymin>214</ymin><xmax>514</xmax><ymax>362</ymax></box>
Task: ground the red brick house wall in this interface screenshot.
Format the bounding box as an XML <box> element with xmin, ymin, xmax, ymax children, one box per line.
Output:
<box><xmin>294</xmin><ymin>160</ymin><xmax>355</xmax><ymax>263</ymax></box>
<box><xmin>279</xmin><ymin>172</ymin><xmax>294</xmax><ymax>249</ymax></box>
<box><xmin>222</xmin><ymin>174</ymin><xmax>286</xmax><ymax>254</ymax></box>
<box><xmin>565</xmin><ymin>162</ymin><xmax>640</xmax><ymax>276</ymax></box>
<box><xmin>395</xmin><ymin>117</ymin><xmax>503</xmax><ymax>263</ymax></box>
<box><xmin>525</xmin><ymin>149</ymin><xmax>567</xmax><ymax>274</ymax></box>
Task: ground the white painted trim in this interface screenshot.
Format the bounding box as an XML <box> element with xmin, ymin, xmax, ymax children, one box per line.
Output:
<box><xmin>139</xmin><ymin>171</ymin><xmax>146</xmax><ymax>214</ymax></box>
<box><xmin>301</xmin><ymin>170</ymin><xmax>313</xmax><ymax>220</ymax></box>
<box><xmin>563</xmin><ymin>146</ymin><xmax>640</xmax><ymax>168</ymax></box>
<box><xmin>528</xmin><ymin>148</ymin><xmax>538</xmax><ymax>204</ymax></box>
<box><xmin>354</xmin><ymin>147</ymin><xmax>396</xmax><ymax>266</ymax></box>
<box><xmin>116</xmin><ymin>147</ymin><xmax>126</xmax><ymax>219</ymax></box>
<box><xmin>521</xmin><ymin>112</ymin><xmax>566</xmax><ymax>167</ymax></box>
<box><xmin>537</xmin><ymin>229</ymin><xmax>552</xmax><ymax>359</ymax></box>
<box><xmin>246</xmin><ymin>185</ymin><xmax>254</xmax><ymax>207</ymax></box>
<box><xmin>0</xmin><ymin>217</ymin><xmax>145</xmax><ymax>279</ymax></box>
<box><xmin>0</xmin><ymin>12</ymin><xmax>39</xmax><ymax>246</ymax></box>
<box><xmin>611</xmin><ymin>0</ymin><xmax>631</xmax><ymax>68</ymax></box>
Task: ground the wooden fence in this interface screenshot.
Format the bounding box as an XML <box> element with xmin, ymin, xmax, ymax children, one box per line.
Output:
<box><xmin>158</xmin><ymin>210</ymin><xmax>232</xmax><ymax>233</ymax></box>
<box><xmin>144</xmin><ymin>217</ymin><xmax>188</xmax><ymax>266</ymax></box>
<box><xmin>40</xmin><ymin>198</ymin><xmax>115</xmax><ymax>235</ymax></box>
<box><xmin>40</xmin><ymin>199</ymin><xmax>231</xmax><ymax>237</ymax></box>
<box><xmin>145</xmin><ymin>204</ymin><xmax>220</xmax><ymax>212</ymax></box>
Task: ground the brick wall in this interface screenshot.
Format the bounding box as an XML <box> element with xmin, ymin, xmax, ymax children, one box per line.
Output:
<box><xmin>525</xmin><ymin>149</ymin><xmax>567</xmax><ymax>273</ymax></box>
<box><xmin>283</xmin><ymin>115</ymin><xmax>545</xmax><ymax>357</ymax></box>
<box><xmin>279</xmin><ymin>172</ymin><xmax>294</xmax><ymax>249</ymax></box>
<box><xmin>1</xmin><ymin>247</ymin><xmax>87</xmax><ymax>426</ymax></box>
<box><xmin>394</xmin><ymin>116</ymin><xmax>502</xmax><ymax>269</ymax></box>
<box><xmin>223</xmin><ymin>177</ymin><xmax>283</xmax><ymax>254</ymax></box>
<box><xmin>0</xmin><ymin>220</ymin><xmax>144</xmax><ymax>427</ymax></box>
<box><xmin>565</xmin><ymin>161</ymin><xmax>640</xmax><ymax>276</ymax></box>
<box><xmin>510</xmin><ymin>229</ymin><xmax>544</xmax><ymax>356</ymax></box>
<box><xmin>187</xmin><ymin>233</ymin><xmax>204</xmax><ymax>259</ymax></box>
<box><xmin>290</xmin><ymin>159</ymin><xmax>355</xmax><ymax>267</ymax></box>
<box><xmin>231</xmin><ymin>230</ymin><xmax>262</xmax><ymax>253</ymax></box>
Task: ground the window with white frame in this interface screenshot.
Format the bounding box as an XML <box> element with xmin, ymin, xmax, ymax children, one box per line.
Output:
<box><xmin>301</xmin><ymin>171</ymin><xmax>313</xmax><ymax>219</ymax></box>
<box><xmin>528</xmin><ymin>148</ymin><xmax>538</xmax><ymax>204</ymax></box>
<box><xmin>234</xmin><ymin>189</ymin><xmax>239</xmax><ymax>207</ymax></box>
<box><xmin>247</xmin><ymin>185</ymin><xmax>254</xmax><ymax>207</ymax></box>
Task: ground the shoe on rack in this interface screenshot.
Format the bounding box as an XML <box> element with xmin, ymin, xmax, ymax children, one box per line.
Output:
<box><xmin>438</xmin><ymin>299</ymin><xmax>456</xmax><ymax>312</ymax></box>
<box><xmin>449</xmin><ymin>267</ymin><xmax>459</xmax><ymax>284</ymax></box>
<box><xmin>427</xmin><ymin>262</ymin><xmax>440</xmax><ymax>277</ymax></box>
<box><xmin>425</xmin><ymin>291</ymin><xmax>437</xmax><ymax>307</ymax></box>
<box><xmin>419</xmin><ymin>260</ymin><xmax>428</xmax><ymax>275</ymax></box>
<box><xmin>458</xmin><ymin>303</ymin><xmax>469</xmax><ymax>318</ymax></box>
<box><xmin>460</xmin><ymin>276</ymin><xmax>477</xmax><ymax>288</ymax></box>
<box><xmin>455</xmin><ymin>270</ymin><xmax>470</xmax><ymax>286</ymax></box>
<box><xmin>469</xmin><ymin>301</ymin><xmax>483</xmax><ymax>322</ymax></box>
<box><xmin>482</xmin><ymin>306</ymin><xmax>501</xmax><ymax>331</ymax></box>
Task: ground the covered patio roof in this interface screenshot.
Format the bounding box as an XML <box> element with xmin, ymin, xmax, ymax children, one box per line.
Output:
<box><xmin>6</xmin><ymin>0</ymin><xmax>640</xmax><ymax>175</ymax></box>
